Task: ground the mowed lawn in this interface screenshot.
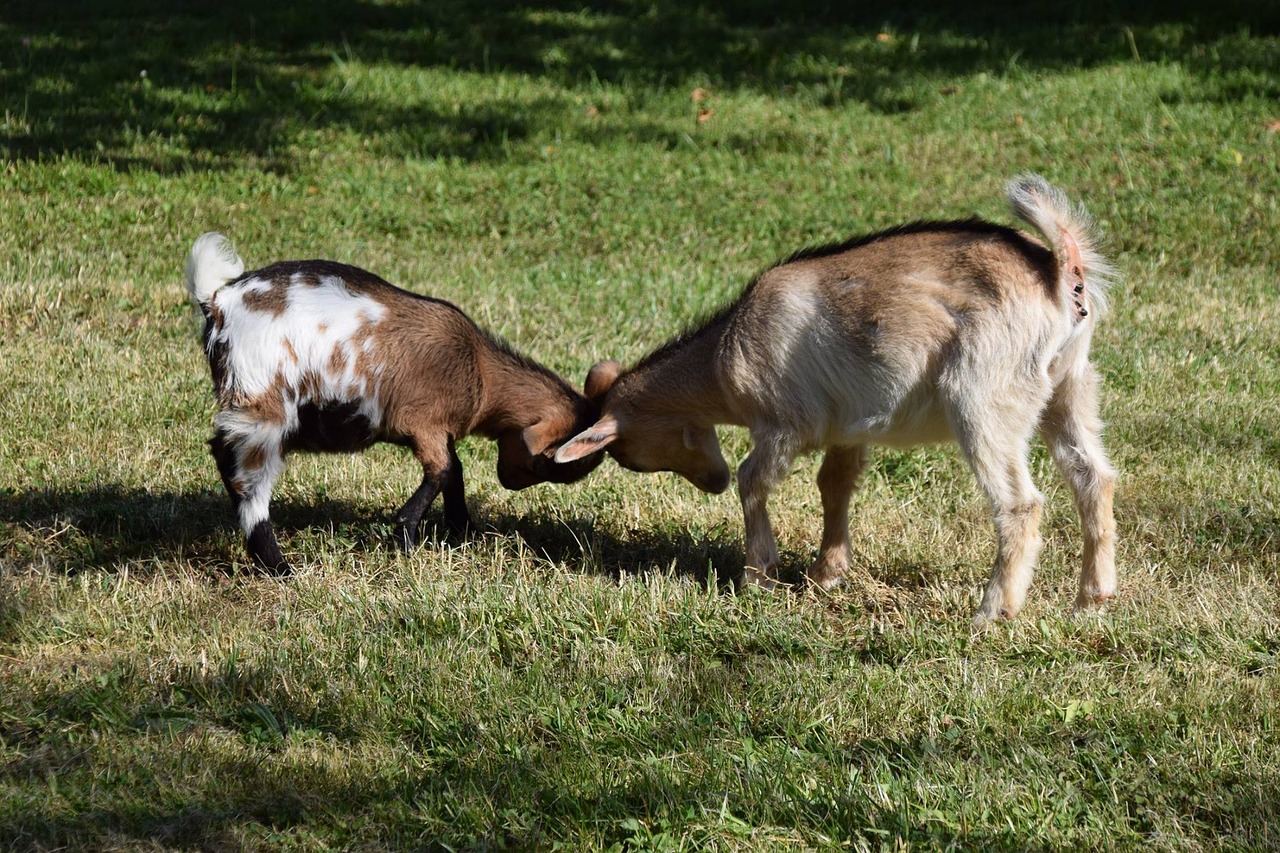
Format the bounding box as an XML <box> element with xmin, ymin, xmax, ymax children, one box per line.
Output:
<box><xmin>2</xmin><ymin>1</ymin><xmax>1278</xmax><ymax>849</ymax></box>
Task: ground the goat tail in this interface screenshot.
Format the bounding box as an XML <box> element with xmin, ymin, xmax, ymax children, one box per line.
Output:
<box><xmin>1007</xmin><ymin>174</ymin><xmax>1114</xmax><ymax>320</ymax></box>
<box><xmin>185</xmin><ymin>232</ymin><xmax>245</xmax><ymax>308</ymax></box>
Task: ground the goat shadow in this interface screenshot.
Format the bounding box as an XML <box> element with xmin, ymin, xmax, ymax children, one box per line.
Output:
<box><xmin>0</xmin><ymin>474</ymin><xmax>1001</xmax><ymax>597</ymax></box>
<box><xmin>0</xmin><ymin>482</ymin><xmax>742</xmax><ymax>585</ymax></box>
<box><xmin>480</xmin><ymin>507</ymin><xmax>743</xmax><ymax>587</ymax></box>
<box><xmin>0</xmin><ymin>478</ymin><xmax>977</xmax><ymax>646</ymax></box>
<box><xmin>0</xmin><ymin>484</ymin><xmax>372</xmax><ymax>576</ymax></box>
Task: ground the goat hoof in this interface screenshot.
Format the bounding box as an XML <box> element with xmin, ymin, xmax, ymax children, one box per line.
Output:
<box><xmin>805</xmin><ymin>564</ymin><xmax>847</xmax><ymax>592</ymax></box>
<box><xmin>971</xmin><ymin>612</ymin><xmax>995</xmax><ymax>632</ymax></box>
<box><xmin>971</xmin><ymin>603</ymin><xmax>1018</xmax><ymax>630</ymax></box>
<box><xmin>811</xmin><ymin>574</ymin><xmax>847</xmax><ymax>593</ymax></box>
<box><xmin>738</xmin><ymin>565</ymin><xmax>779</xmax><ymax>591</ymax></box>
<box><xmin>253</xmin><ymin>557</ymin><xmax>293</xmax><ymax>577</ymax></box>
<box><xmin>395</xmin><ymin>525</ymin><xmax>420</xmax><ymax>554</ymax></box>
<box><xmin>446</xmin><ymin>514</ymin><xmax>475</xmax><ymax>539</ymax></box>
<box><xmin>1073</xmin><ymin>589</ymin><xmax>1115</xmax><ymax>612</ymax></box>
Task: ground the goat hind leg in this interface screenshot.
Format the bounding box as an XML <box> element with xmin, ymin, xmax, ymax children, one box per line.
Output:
<box><xmin>959</xmin><ymin>424</ymin><xmax>1044</xmax><ymax>626</ymax></box>
<box><xmin>223</xmin><ymin>433</ymin><xmax>289</xmax><ymax>575</ymax></box>
<box><xmin>1040</xmin><ymin>366</ymin><xmax>1117</xmax><ymax>610</ymax></box>
<box><xmin>210</xmin><ymin>430</ymin><xmax>243</xmax><ymax>511</ymax></box>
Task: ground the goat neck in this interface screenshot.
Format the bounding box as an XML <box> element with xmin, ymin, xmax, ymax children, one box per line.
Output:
<box><xmin>614</xmin><ymin>316</ymin><xmax>742</xmax><ymax>426</ymax></box>
<box><xmin>470</xmin><ymin>341</ymin><xmax>579</xmax><ymax>436</ymax></box>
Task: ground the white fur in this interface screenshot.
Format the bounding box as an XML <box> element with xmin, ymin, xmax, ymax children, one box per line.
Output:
<box><xmin>208</xmin><ymin>274</ymin><xmax>389</xmax><ymax>430</ymax></box>
<box><xmin>204</xmin><ymin>273</ymin><xmax>391</xmax><ymax>538</ymax></box>
<box><xmin>185</xmin><ymin>232</ymin><xmax>246</xmax><ymax>307</ymax></box>
<box><xmin>232</xmin><ymin>425</ymin><xmax>286</xmax><ymax>531</ymax></box>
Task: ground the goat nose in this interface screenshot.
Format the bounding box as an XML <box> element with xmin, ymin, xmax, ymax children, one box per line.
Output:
<box><xmin>700</xmin><ymin>470</ymin><xmax>732</xmax><ymax>494</ymax></box>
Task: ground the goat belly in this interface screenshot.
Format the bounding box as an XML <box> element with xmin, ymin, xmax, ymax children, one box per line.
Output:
<box><xmin>286</xmin><ymin>399</ymin><xmax>380</xmax><ymax>453</ymax></box>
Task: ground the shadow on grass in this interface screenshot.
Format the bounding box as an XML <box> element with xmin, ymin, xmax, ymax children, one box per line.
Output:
<box><xmin>491</xmin><ymin>509</ymin><xmax>970</xmax><ymax>594</ymax></box>
<box><xmin>2</xmin><ymin>0</ymin><xmax>1276</xmax><ymax>171</ymax></box>
<box><xmin>484</xmin><ymin>507</ymin><xmax>742</xmax><ymax>586</ymax></box>
<box><xmin>2</xmin><ymin>473</ymin><xmax>1274</xmax><ymax>622</ymax></box>
<box><xmin>0</xmin><ymin>484</ymin><xmax>377</xmax><ymax>576</ymax></box>
<box><xmin>0</xmin><ymin>478</ymin><xmax>834</xmax><ymax>604</ymax></box>
<box><xmin>0</xmin><ymin>482</ymin><xmax>743</xmax><ymax>584</ymax></box>
<box><xmin>0</xmin><ymin>746</ymin><xmax>401</xmax><ymax>850</ymax></box>
<box><xmin>3</xmin><ymin>700</ymin><xmax>1277</xmax><ymax>850</ymax></box>
<box><xmin>0</xmin><ymin>479</ymin><xmax>1035</xmax><ymax>599</ymax></box>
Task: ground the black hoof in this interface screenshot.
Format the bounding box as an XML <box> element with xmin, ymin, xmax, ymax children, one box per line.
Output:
<box><xmin>395</xmin><ymin>521</ymin><xmax>420</xmax><ymax>554</ymax></box>
<box><xmin>247</xmin><ymin>520</ymin><xmax>292</xmax><ymax>576</ymax></box>
<box><xmin>446</xmin><ymin>513</ymin><xmax>475</xmax><ymax>539</ymax></box>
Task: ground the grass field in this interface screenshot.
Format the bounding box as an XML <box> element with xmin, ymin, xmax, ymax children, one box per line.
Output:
<box><xmin>2</xmin><ymin>1</ymin><xmax>1279</xmax><ymax>849</ymax></box>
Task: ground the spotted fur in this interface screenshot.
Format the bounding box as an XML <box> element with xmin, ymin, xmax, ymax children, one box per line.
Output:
<box><xmin>186</xmin><ymin>234</ymin><xmax>603</xmax><ymax>574</ymax></box>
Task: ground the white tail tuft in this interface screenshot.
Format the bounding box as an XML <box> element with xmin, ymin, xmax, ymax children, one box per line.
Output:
<box><xmin>1007</xmin><ymin>174</ymin><xmax>1114</xmax><ymax>318</ymax></box>
<box><xmin>185</xmin><ymin>232</ymin><xmax>245</xmax><ymax>308</ymax></box>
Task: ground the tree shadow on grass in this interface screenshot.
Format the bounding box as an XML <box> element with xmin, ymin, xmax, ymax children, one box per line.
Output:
<box><xmin>2</xmin><ymin>0</ymin><xmax>1276</xmax><ymax>171</ymax></box>
<box><xmin>0</xmin><ymin>745</ymin><xmax>407</xmax><ymax>851</ymax></box>
<box><xmin>5</xmin><ymin>695</ymin><xmax>1278</xmax><ymax>850</ymax></box>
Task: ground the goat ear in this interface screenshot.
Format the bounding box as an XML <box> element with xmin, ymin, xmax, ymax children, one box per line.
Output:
<box><xmin>584</xmin><ymin>360</ymin><xmax>620</xmax><ymax>403</ymax></box>
<box><xmin>554</xmin><ymin>416</ymin><xmax>618</xmax><ymax>463</ymax></box>
<box><xmin>520</xmin><ymin>420</ymin><xmax>555</xmax><ymax>457</ymax></box>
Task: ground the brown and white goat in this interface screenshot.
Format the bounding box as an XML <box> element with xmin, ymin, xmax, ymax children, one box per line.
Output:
<box><xmin>557</xmin><ymin>175</ymin><xmax>1117</xmax><ymax>625</ymax></box>
<box><xmin>185</xmin><ymin>233</ymin><xmax>602</xmax><ymax>574</ymax></box>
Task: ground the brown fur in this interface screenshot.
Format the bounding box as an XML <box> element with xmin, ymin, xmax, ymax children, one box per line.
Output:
<box><xmin>187</xmin><ymin>239</ymin><xmax>604</xmax><ymax>575</ymax></box>
<box><xmin>241</xmin><ymin>282</ymin><xmax>288</xmax><ymax>316</ymax></box>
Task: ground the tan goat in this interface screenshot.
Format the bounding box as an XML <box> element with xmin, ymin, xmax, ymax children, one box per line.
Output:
<box><xmin>557</xmin><ymin>175</ymin><xmax>1117</xmax><ymax>625</ymax></box>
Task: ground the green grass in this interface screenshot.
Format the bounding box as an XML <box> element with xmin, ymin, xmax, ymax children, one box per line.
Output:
<box><xmin>2</xmin><ymin>1</ymin><xmax>1279</xmax><ymax>849</ymax></box>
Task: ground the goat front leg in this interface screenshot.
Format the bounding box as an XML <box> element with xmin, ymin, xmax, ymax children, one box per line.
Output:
<box><xmin>395</xmin><ymin>435</ymin><xmax>453</xmax><ymax>553</ymax></box>
<box><xmin>441</xmin><ymin>437</ymin><xmax>473</xmax><ymax>537</ymax></box>
<box><xmin>808</xmin><ymin>444</ymin><xmax>867</xmax><ymax>590</ymax></box>
<box><xmin>736</xmin><ymin>433</ymin><xmax>795</xmax><ymax>590</ymax></box>
<box><xmin>1040</xmin><ymin>365</ymin><xmax>1117</xmax><ymax>611</ymax></box>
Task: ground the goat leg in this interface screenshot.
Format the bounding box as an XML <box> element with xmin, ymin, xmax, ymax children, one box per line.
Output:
<box><xmin>246</xmin><ymin>520</ymin><xmax>291</xmax><ymax>575</ymax></box>
<box><xmin>395</xmin><ymin>471</ymin><xmax>443</xmax><ymax>553</ymax></box>
<box><xmin>211</xmin><ymin>428</ymin><xmax>292</xmax><ymax>575</ymax></box>
<box><xmin>441</xmin><ymin>439</ymin><xmax>473</xmax><ymax>537</ymax></box>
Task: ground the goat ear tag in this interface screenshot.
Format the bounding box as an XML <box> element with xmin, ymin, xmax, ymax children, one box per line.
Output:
<box><xmin>682</xmin><ymin>424</ymin><xmax>702</xmax><ymax>450</ymax></box>
<box><xmin>554</xmin><ymin>419</ymin><xmax>618</xmax><ymax>463</ymax></box>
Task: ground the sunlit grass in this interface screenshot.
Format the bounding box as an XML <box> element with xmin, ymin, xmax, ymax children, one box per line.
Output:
<box><xmin>2</xmin><ymin>1</ymin><xmax>1278</xmax><ymax>849</ymax></box>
